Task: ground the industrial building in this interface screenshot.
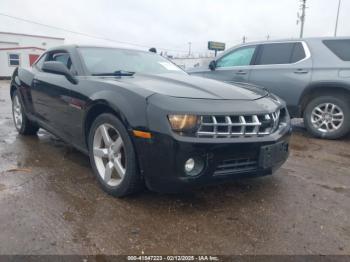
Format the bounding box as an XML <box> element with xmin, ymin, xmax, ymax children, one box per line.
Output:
<box><xmin>0</xmin><ymin>32</ymin><xmax>64</xmax><ymax>78</ymax></box>
<box><xmin>171</xmin><ymin>56</ymin><xmax>213</xmax><ymax>70</ymax></box>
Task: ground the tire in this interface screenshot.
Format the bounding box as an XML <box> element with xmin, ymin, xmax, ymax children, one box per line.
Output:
<box><xmin>303</xmin><ymin>95</ymin><xmax>350</xmax><ymax>139</ymax></box>
<box><xmin>11</xmin><ymin>90</ymin><xmax>39</xmax><ymax>135</ymax></box>
<box><xmin>88</xmin><ymin>113</ymin><xmax>143</xmax><ymax>197</ymax></box>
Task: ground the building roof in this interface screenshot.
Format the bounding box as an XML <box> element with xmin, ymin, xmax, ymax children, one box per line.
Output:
<box><xmin>0</xmin><ymin>31</ymin><xmax>64</xmax><ymax>40</ymax></box>
<box><xmin>45</xmin><ymin>44</ymin><xmax>149</xmax><ymax>54</ymax></box>
<box><xmin>0</xmin><ymin>46</ymin><xmax>46</xmax><ymax>51</ymax></box>
<box><xmin>0</xmin><ymin>41</ymin><xmax>19</xmax><ymax>45</ymax></box>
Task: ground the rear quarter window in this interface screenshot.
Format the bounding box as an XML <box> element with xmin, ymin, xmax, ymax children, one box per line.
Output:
<box><xmin>323</xmin><ymin>39</ymin><xmax>350</xmax><ymax>61</ymax></box>
<box><xmin>291</xmin><ymin>43</ymin><xmax>306</xmax><ymax>63</ymax></box>
<box><xmin>255</xmin><ymin>42</ymin><xmax>306</xmax><ymax>65</ymax></box>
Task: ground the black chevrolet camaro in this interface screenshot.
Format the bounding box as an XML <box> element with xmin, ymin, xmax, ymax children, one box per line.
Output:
<box><xmin>10</xmin><ymin>45</ymin><xmax>291</xmax><ymax>197</ymax></box>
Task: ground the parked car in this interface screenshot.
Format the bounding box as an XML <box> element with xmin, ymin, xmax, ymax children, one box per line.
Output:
<box><xmin>189</xmin><ymin>37</ymin><xmax>350</xmax><ymax>139</ymax></box>
<box><xmin>10</xmin><ymin>45</ymin><xmax>291</xmax><ymax>197</ymax></box>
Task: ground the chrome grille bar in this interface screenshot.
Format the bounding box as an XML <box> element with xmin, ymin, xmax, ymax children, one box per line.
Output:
<box><xmin>197</xmin><ymin>110</ymin><xmax>281</xmax><ymax>138</ymax></box>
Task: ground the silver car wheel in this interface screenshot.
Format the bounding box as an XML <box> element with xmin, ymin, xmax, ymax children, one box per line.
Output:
<box><xmin>12</xmin><ymin>94</ymin><xmax>23</xmax><ymax>130</ymax></box>
<box><xmin>93</xmin><ymin>124</ymin><xmax>126</xmax><ymax>187</ymax></box>
<box><xmin>310</xmin><ymin>103</ymin><xmax>344</xmax><ymax>133</ymax></box>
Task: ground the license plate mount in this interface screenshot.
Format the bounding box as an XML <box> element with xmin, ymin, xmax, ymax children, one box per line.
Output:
<box><xmin>259</xmin><ymin>141</ymin><xmax>289</xmax><ymax>169</ymax></box>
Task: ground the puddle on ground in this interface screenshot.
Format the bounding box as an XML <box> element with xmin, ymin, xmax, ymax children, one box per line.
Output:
<box><xmin>63</xmin><ymin>211</ymin><xmax>75</xmax><ymax>222</ymax></box>
<box><xmin>290</xmin><ymin>143</ymin><xmax>308</xmax><ymax>151</ymax></box>
<box><xmin>337</xmin><ymin>152</ymin><xmax>350</xmax><ymax>159</ymax></box>
<box><xmin>0</xmin><ymin>184</ymin><xmax>6</xmax><ymax>191</ymax></box>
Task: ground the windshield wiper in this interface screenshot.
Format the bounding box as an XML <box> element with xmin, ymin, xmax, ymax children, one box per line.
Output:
<box><xmin>92</xmin><ymin>70</ymin><xmax>135</xmax><ymax>76</ymax></box>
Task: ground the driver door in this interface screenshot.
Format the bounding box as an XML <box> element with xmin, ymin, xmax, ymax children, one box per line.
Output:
<box><xmin>31</xmin><ymin>51</ymin><xmax>77</xmax><ymax>139</ymax></box>
<box><xmin>202</xmin><ymin>45</ymin><xmax>257</xmax><ymax>85</ymax></box>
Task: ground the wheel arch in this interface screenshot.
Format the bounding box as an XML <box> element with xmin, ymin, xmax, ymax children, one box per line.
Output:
<box><xmin>10</xmin><ymin>85</ymin><xmax>16</xmax><ymax>98</ymax></box>
<box><xmin>10</xmin><ymin>67</ymin><xmax>21</xmax><ymax>99</ymax></box>
<box><xmin>83</xmin><ymin>100</ymin><xmax>146</xmax><ymax>184</ymax></box>
<box><xmin>299</xmin><ymin>82</ymin><xmax>350</xmax><ymax>117</ymax></box>
<box><xmin>83</xmin><ymin>100</ymin><xmax>131</xmax><ymax>149</ymax></box>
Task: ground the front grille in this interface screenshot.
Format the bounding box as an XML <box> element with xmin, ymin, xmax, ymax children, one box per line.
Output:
<box><xmin>197</xmin><ymin>109</ymin><xmax>284</xmax><ymax>138</ymax></box>
<box><xmin>214</xmin><ymin>157</ymin><xmax>258</xmax><ymax>176</ymax></box>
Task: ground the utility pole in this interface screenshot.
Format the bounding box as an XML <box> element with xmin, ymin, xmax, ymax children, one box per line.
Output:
<box><xmin>334</xmin><ymin>0</ymin><xmax>341</xmax><ymax>36</ymax></box>
<box><xmin>297</xmin><ymin>0</ymin><xmax>307</xmax><ymax>38</ymax></box>
<box><xmin>188</xmin><ymin>42</ymin><xmax>192</xmax><ymax>57</ymax></box>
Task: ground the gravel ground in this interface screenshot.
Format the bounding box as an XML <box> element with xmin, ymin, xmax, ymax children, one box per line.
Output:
<box><xmin>0</xmin><ymin>80</ymin><xmax>349</xmax><ymax>255</ymax></box>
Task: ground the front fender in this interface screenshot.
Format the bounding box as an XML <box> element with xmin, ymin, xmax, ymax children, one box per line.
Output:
<box><xmin>88</xmin><ymin>89</ymin><xmax>149</xmax><ymax>131</ymax></box>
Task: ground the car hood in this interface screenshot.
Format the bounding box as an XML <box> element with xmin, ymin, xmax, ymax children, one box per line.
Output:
<box><xmin>93</xmin><ymin>73</ymin><xmax>268</xmax><ymax>100</ymax></box>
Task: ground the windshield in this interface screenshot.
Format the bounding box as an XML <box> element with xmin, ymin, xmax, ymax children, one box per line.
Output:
<box><xmin>78</xmin><ymin>47</ymin><xmax>186</xmax><ymax>75</ymax></box>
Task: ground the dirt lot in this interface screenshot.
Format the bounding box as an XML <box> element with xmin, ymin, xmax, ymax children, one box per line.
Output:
<box><xmin>0</xmin><ymin>80</ymin><xmax>349</xmax><ymax>255</ymax></box>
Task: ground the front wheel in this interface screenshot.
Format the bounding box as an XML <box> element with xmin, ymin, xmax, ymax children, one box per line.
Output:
<box><xmin>12</xmin><ymin>90</ymin><xmax>39</xmax><ymax>135</ymax></box>
<box><xmin>303</xmin><ymin>95</ymin><xmax>350</xmax><ymax>139</ymax></box>
<box><xmin>88</xmin><ymin>113</ymin><xmax>143</xmax><ymax>197</ymax></box>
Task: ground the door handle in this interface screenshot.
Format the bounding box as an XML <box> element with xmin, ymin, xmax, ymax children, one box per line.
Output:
<box><xmin>236</xmin><ymin>70</ymin><xmax>247</xmax><ymax>75</ymax></box>
<box><xmin>294</xmin><ymin>69</ymin><xmax>309</xmax><ymax>74</ymax></box>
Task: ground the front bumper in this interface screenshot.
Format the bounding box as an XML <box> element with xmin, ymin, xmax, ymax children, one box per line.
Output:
<box><xmin>133</xmin><ymin>126</ymin><xmax>291</xmax><ymax>193</ymax></box>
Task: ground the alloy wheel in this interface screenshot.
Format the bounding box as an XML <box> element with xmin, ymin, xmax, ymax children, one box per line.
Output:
<box><xmin>12</xmin><ymin>94</ymin><xmax>23</xmax><ymax>130</ymax></box>
<box><xmin>310</xmin><ymin>103</ymin><xmax>344</xmax><ymax>133</ymax></box>
<box><xmin>93</xmin><ymin>124</ymin><xmax>127</xmax><ymax>187</ymax></box>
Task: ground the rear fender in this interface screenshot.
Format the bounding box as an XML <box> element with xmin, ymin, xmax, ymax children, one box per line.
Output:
<box><xmin>10</xmin><ymin>68</ymin><xmax>36</xmax><ymax>116</ymax></box>
<box><xmin>299</xmin><ymin>81</ymin><xmax>350</xmax><ymax>116</ymax></box>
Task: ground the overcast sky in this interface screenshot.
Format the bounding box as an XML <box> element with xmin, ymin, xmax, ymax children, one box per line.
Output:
<box><xmin>0</xmin><ymin>0</ymin><xmax>349</xmax><ymax>56</ymax></box>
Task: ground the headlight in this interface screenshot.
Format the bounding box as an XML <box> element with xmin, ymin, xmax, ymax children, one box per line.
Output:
<box><xmin>168</xmin><ymin>114</ymin><xmax>199</xmax><ymax>132</ymax></box>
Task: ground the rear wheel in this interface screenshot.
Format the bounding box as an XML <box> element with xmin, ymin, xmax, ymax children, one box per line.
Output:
<box><xmin>88</xmin><ymin>113</ymin><xmax>143</xmax><ymax>197</ymax></box>
<box><xmin>12</xmin><ymin>90</ymin><xmax>39</xmax><ymax>135</ymax></box>
<box><xmin>303</xmin><ymin>95</ymin><xmax>350</xmax><ymax>139</ymax></box>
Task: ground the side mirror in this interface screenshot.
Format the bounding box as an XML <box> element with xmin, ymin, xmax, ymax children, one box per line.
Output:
<box><xmin>42</xmin><ymin>61</ymin><xmax>78</xmax><ymax>84</ymax></box>
<box><xmin>209</xmin><ymin>60</ymin><xmax>216</xmax><ymax>71</ymax></box>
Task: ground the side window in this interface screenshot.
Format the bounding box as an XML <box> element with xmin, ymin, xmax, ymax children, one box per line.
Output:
<box><xmin>323</xmin><ymin>39</ymin><xmax>350</xmax><ymax>61</ymax></box>
<box><xmin>52</xmin><ymin>53</ymin><xmax>71</xmax><ymax>69</ymax></box>
<box><xmin>256</xmin><ymin>43</ymin><xmax>295</xmax><ymax>65</ymax></box>
<box><xmin>47</xmin><ymin>51</ymin><xmax>76</xmax><ymax>75</ymax></box>
<box><xmin>34</xmin><ymin>53</ymin><xmax>47</xmax><ymax>70</ymax></box>
<box><xmin>8</xmin><ymin>54</ymin><xmax>20</xmax><ymax>66</ymax></box>
<box><xmin>291</xmin><ymin>42</ymin><xmax>306</xmax><ymax>63</ymax></box>
<box><xmin>216</xmin><ymin>46</ymin><xmax>256</xmax><ymax>68</ymax></box>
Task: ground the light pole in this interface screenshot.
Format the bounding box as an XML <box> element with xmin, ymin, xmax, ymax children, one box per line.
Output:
<box><xmin>299</xmin><ymin>0</ymin><xmax>307</xmax><ymax>38</ymax></box>
<box><xmin>334</xmin><ymin>0</ymin><xmax>341</xmax><ymax>36</ymax></box>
